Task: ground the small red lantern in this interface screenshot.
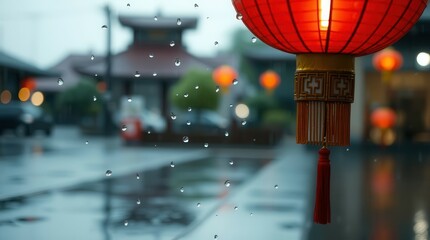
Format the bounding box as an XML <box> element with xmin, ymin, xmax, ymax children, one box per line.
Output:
<box><xmin>373</xmin><ymin>48</ymin><xmax>403</xmax><ymax>83</ymax></box>
<box><xmin>371</xmin><ymin>108</ymin><xmax>396</xmax><ymax>129</ymax></box>
<box><xmin>233</xmin><ymin>0</ymin><xmax>427</xmax><ymax>224</ymax></box>
<box><xmin>21</xmin><ymin>77</ymin><xmax>37</xmax><ymax>91</ymax></box>
<box><xmin>260</xmin><ymin>70</ymin><xmax>280</xmax><ymax>93</ymax></box>
<box><xmin>212</xmin><ymin>65</ymin><xmax>237</xmax><ymax>92</ymax></box>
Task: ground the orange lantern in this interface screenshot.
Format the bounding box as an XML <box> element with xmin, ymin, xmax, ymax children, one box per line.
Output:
<box><xmin>21</xmin><ymin>77</ymin><xmax>37</xmax><ymax>91</ymax></box>
<box><xmin>212</xmin><ymin>65</ymin><xmax>237</xmax><ymax>92</ymax></box>
<box><xmin>371</xmin><ymin>107</ymin><xmax>396</xmax><ymax>129</ymax></box>
<box><xmin>259</xmin><ymin>70</ymin><xmax>280</xmax><ymax>94</ymax></box>
<box><xmin>373</xmin><ymin>48</ymin><xmax>403</xmax><ymax>83</ymax></box>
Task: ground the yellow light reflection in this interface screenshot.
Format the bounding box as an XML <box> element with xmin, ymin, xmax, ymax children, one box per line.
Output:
<box><xmin>18</xmin><ymin>88</ymin><xmax>31</xmax><ymax>102</ymax></box>
<box><xmin>31</xmin><ymin>91</ymin><xmax>44</xmax><ymax>106</ymax></box>
<box><xmin>320</xmin><ymin>0</ymin><xmax>331</xmax><ymax>29</ymax></box>
<box><xmin>0</xmin><ymin>90</ymin><xmax>12</xmax><ymax>104</ymax></box>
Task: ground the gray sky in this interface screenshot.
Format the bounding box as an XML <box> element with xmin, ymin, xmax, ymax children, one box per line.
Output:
<box><xmin>0</xmin><ymin>0</ymin><xmax>245</xmax><ymax>68</ymax></box>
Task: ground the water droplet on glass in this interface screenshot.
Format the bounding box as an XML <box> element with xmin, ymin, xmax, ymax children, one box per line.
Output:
<box><xmin>124</xmin><ymin>220</ymin><xmax>129</xmax><ymax>226</ymax></box>
<box><xmin>346</xmin><ymin>148</ymin><xmax>350</xmax><ymax>152</ymax></box>
<box><xmin>170</xmin><ymin>161</ymin><xmax>175</xmax><ymax>168</ymax></box>
<box><xmin>183</xmin><ymin>93</ymin><xmax>189</xmax><ymax>97</ymax></box>
<box><xmin>85</xmin><ymin>141</ymin><xmax>89</xmax><ymax>145</ymax></box>
<box><xmin>127</xmin><ymin>3</ymin><xmax>130</xmax><ymax>7</ymax></box>
<box><xmin>187</xmin><ymin>107</ymin><xmax>192</xmax><ymax>112</ymax></box>
<box><xmin>229</xmin><ymin>160</ymin><xmax>234</xmax><ymax>165</ymax></box>
<box><xmin>214</xmin><ymin>234</ymin><xmax>218</xmax><ymax>239</ymax></box>
<box><xmin>170</xmin><ymin>41</ymin><xmax>175</xmax><ymax>47</ymax></box>
<box><xmin>175</xmin><ymin>58</ymin><xmax>181</xmax><ymax>66</ymax></box>
<box><xmin>136</xmin><ymin>198</ymin><xmax>141</xmax><ymax>205</ymax></box>
<box><xmin>183</xmin><ymin>136</ymin><xmax>189</xmax><ymax>143</ymax></box>
<box><xmin>134</xmin><ymin>71</ymin><xmax>141</xmax><ymax>77</ymax></box>
<box><xmin>170</xmin><ymin>112</ymin><xmax>177</xmax><ymax>120</ymax></box>
<box><xmin>195</xmin><ymin>85</ymin><xmax>199</xmax><ymax>89</ymax></box>
<box><xmin>147</xmin><ymin>130</ymin><xmax>151</xmax><ymax>135</ymax></box>
<box><xmin>197</xmin><ymin>203</ymin><xmax>201</xmax><ymax>207</ymax></box>
<box><xmin>274</xmin><ymin>184</ymin><xmax>279</xmax><ymax>189</ymax></box>
<box><xmin>234</xmin><ymin>206</ymin><xmax>238</xmax><ymax>210</ymax></box>
<box><xmin>149</xmin><ymin>54</ymin><xmax>154</xmax><ymax>58</ymax></box>
<box><xmin>224</xmin><ymin>131</ymin><xmax>229</xmax><ymax>137</ymax></box>
<box><xmin>236</xmin><ymin>13</ymin><xmax>243</xmax><ymax>20</ymax></box>
<box><xmin>153</xmin><ymin>72</ymin><xmax>157</xmax><ymax>77</ymax></box>
<box><xmin>233</xmin><ymin>79</ymin><xmax>238</xmax><ymax>85</ymax></box>
<box><xmin>136</xmin><ymin>173</ymin><xmax>140</xmax><ymax>179</ymax></box>
<box><xmin>154</xmin><ymin>16</ymin><xmax>158</xmax><ymax>21</ymax></box>
<box><xmin>214</xmin><ymin>41</ymin><xmax>219</xmax><ymax>46</ymax></box>
<box><xmin>224</xmin><ymin>180</ymin><xmax>231</xmax><ymax>187</ymax></box>
<box><xmin>241</xmin><ymin>120</ymin><xmax>247</xmax><ymax>126</ymax></box>
<box><xmin>194</xmin><ymin>3</ymin><xmax>199</xmax><ymax>7</ymax></box>
<box><xmin>121</xmin><ymin>125</ymin><xmax>127</xmax><ymax>131</ymax></box>
<box><xmin>186</xmin><ymin>121</ymin><xmax>191</xmax><ymax>126</ymax></box>
<box><xmin>93</xmin><ymin>96</ymin><xmax>97</xmax><ymax>101</ymax></box>
<box><xmin>91</xmin><ymin>55</ymin><xmax>95</xmax><ymax>60</ymax></box>
<box><xmin>180</xmin><ymin>187</ymin><xmax>184</xmax><ymax>193</ymax></box>
<box><xmin>127</xmin><ymin>97</ymin><xmax>132</xmax><ymax>102</ymax></box>
<box><xmin>105</xmin><ymin>170</ymin><xmax>112</xmax><ymax>176</ymax></box>
<box><xmin>204</xmin><ymin>143</ymin><xmax>209</xmax><ymax>148</ymax></box>
<box><xmin>57</xmin><ymin>78</ymin><xmax>64</xmax><ymax>86</ymax></box>
<box><xmin>215</xmin><ymin>86</ymin><xmax>220</xmax><ymax>92</ymax></box>
<box><xmin>101</xmin><ymin>25</ymin><xmax>108</xmax><ymax>29</ymax></box>
<box><xmin>250</xmin><ymin>212</ymin><xmax>253</xmax><ymax>216</ymax></box>
<box><xmin>251</xmin><ymin>37</ymin><xmax>257</xmax><ymax>43</ymax></box>
<box><xmin>177</xmin><ymin>18</ymin><xmax>182</xmax><ymax>25</ymax></box>
<box><xmin>94</xmin><ymin>73</ymin><xmax>98</xmax><ymax>77</ymax></box>
<box><xmin>229</xmin><ymin>104</ymin><xmax>233</xmax><ymax>108</ymax></box>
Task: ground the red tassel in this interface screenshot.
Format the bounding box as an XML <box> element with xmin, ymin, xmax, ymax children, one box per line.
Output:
<box><xmin>313</xmin><ymin>147</ymin><xmax>331</xmax><ymax>224</ymax></box>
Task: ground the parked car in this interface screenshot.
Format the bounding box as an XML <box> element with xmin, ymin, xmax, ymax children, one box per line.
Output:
<box><xmin>0</xmin><ymin>102</ymin><xmax>53</xmax><ymax>136</ymax></box>
<box><xmin>173</xmin><ymin>110</ymin><xmax>229</xmax><ymax>134</ymax></box>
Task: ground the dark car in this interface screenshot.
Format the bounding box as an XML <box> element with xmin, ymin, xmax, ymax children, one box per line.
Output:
<box><xmin>0</xmin><ymin>102</ymin><xmax>53</xmax><ymax>136</ymax></box>
<box><xmin>173</xmin><ymin>110</ymin><xmax>229</xmax><ymax>134</ymax></box>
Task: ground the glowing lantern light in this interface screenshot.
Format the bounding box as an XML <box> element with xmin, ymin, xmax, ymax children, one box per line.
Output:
<box><xmin>373</xmin><ymin>48</ymin><xmax>403</xmax><ymax>83</ymax></box>
<box><xmin>21</xmin><ymin>77</ymin><xmax>37</xmax><ymax>91</ymax></box>
<box><xmin>31</xmin><ymin>91</ymin><xmax>44</xmax><ymax>106</ymax></box>
<box><xmin>259</xmin><ymin>70</ymin><xmax>280</xmax><ymax>94</ymax></box>
<box><xmin>233</xmin><ymin>0</ymin><xmax>427</xmax><ymax>224</ymax></box>
<box><xmin>18</xmin><ymin>88</ymin><xmax>31</xmax><ymax>102</ymax></box>
<box><xmin>212</xmin><ymin>65</ymin><xmax>237</xmax><ymax>92</ymax></box>
<box><xmin>371</xmin><ymin>108</ymin><xmax>396</xmax><ymax>129</ymax></box>
<box><xmin>1</xmin><ymin>90</ymin><xmax>12</xmax><ymax>104</ymax></box>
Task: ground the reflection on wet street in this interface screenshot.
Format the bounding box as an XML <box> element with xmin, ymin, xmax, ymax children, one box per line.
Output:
<box><xmin>307</xmin><ymin>144</ymin><xmax>430</xmax><ymax>240</ymax></box>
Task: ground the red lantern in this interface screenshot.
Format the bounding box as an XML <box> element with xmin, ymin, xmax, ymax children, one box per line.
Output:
<box><xmin>212</xmin><ymin>65</ymin><xmax>237</xmax><ymax>92</ymax></box>
<box><xmin>259</xmin><ymin>70</ymin><xmax>280</xmax><ymax>93</ymax></box>
<box><xmin>371</xmin><ymin>108</ymin><xmax>396</xmax><ymax>129</ymax></box>
<box><xmin>233</xmin><ymin>0</ymin><xmax>427</xmax><ymax>224</ymax></box>
<box><xmin>21</xmin><ymin>77</ymin><xmax>37</xmax><ymax>91</ymax></box>
<box><xmin>373</xmin><ymin>48</ymin><xmax>403</xmax><ymax>83</ymax></box>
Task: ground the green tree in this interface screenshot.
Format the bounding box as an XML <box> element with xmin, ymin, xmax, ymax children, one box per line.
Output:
<box><xmin>169</xmin><ymin>69</ymin><xmax>219</xmax><ymax>111</ymax></box>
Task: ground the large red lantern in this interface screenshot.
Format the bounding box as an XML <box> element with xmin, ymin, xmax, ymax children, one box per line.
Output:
<box><xmin>259</xmin><ymin>70</ymin><xmax>280</xmax><ymax>94</ymax></box>
<box><xmin>373</xmin><ymin>48</ymin><xmax>403</xmax><ymax>83</ymax></box>
<box><xmin>371</xmin><ymin>108</ymin><xmax>396</xmax><ymax>129</ymax></box>
<box><xmin>233</xmin><ymin>0</ymin><xmax>427</xmax><ymax>224</ymax></box>
<box><xmin>212</xmin><ymin>65</ymin><xmax>237</xmax><ymax>92</ymax></box>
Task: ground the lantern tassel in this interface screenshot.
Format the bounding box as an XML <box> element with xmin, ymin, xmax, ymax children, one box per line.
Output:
<box><xmin>313</xmin><ymin>146</ymin><xmax>331</xmax><ymax>224</ymax></box>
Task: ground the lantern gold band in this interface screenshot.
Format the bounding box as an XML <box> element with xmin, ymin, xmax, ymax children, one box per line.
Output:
<box><xmin>296</xmin><ymin>54</ymin><xmax>355</xmax><ymax>72</ymax></box>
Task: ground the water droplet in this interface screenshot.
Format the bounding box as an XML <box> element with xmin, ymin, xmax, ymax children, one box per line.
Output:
<box><xmin>251</xmin><ymin>37</ymin><xmax>257</xmax><ymax>43</ymax></box>
<box><xmin>93</xmin><ymin>96</ymin><xmax>97</xmax><ymax>101</ymax></box>
<box><xmin>253</xmin><ymin>138</ymin><xmax>256</xmax><ymax>142</ymax></box>
<box><xmin>105</xmin><ymin>170</ymin><xmax>112</xmax><ymax>176</ymax></box>
<box><xmin>101</xmin><ymin>25</ymin><xmax>108</xmax><ymax>29</ymax></box>
<box><xmin>346</xmin><ymin>148</ymin><xmax>350</xmax><ymax>152</ymax></box>
<box><xmin>147</xmin><ymin>130</ymin><xmax>151</xmax><ymax>135</ymax></box>
<box><xmin>134</xmin><ymin>71</ymin><xmax>141</xmax><ymax>77</ymax></box>
<box><xmin>180</xmin><ymin>187</ymin><xmax>184</xmax><ymax>193</ymax></box>
<box><xmin>197</xmin><ymin>203</ymin><xmax>201</xmax><ymax>207</ymax></box>
<box><xmin>374</xmin><ymin>158</ymin><xmax>378</xmax><ymax>162</ymax></box>
<box><xmin>121</xmin><ymin>125</ymin><xmax>127</xmax><ymax>131</ymax></box>
<box><xmin>153</xmin><ymin>72</ymin><xmax>157</xmax><ymax>76</ymax></box>
<box><xmin>177</xmin><ymin>18</ymin><xmax>182</xmax><ymax>26</ymax></box>
<box><xmin>241</xmin><ymin>120</ymin><xmax>247</xmax><ymax>126</ymax></box>
<box><xmin>124</xmin><ymin>220</ymin><xmax>129</xmax><ymax>226</ymax></box>
<box><xmin>85</xmin><ymin>141</ymin><xmax>89</xmax><ymax>145</ymax></box>
<box><xmin>183</xmin><ymin>136</ymin><xmax>189</xmax><ymax>143</ymax></box>
<box><xmin>94</xmin><ymin>73</ymin><xmax>98</xmax><ymax>77</ymax></box>
<box><xmin>127</xmin><ymin>97</ymin><xmax>132</xmax><ymax>102</ymax></box>
<box><xmin>170</xmin><ymin>41</ymin><xmax>175</xmax><ymax>47</ymax></box>
<box><xmin>204</xmin><ymin>143</ymin><xmax>209</xmax><ymax>148</ymax></box>
<box><xmin>214</xmin><ymin>234</ymin><xmax>218</xmax><ymax>239</ymax></box>
<box><xmin>187</xmin><ymin>107</ymin><xmax>192</xmax><ymax>112</ymax></box>
<box><xmin>90</xmin><ymin>55</ymin><xmax>95</xmax><ymax>60</ymax></box>
<box><xmin>170</xmin><ymin>112</ymin><xmax>177</xmax><ymax>120</ymax></box>
<box><xmin>194</xmin><ymin>3</ymin><xmax>199</xmax><ymax>7</ymax></box>
<box><xmin>136</xmin><ymin>198</ymin><xmax>141</xmax><ymax>205</ymax></box>
<box><xmin>195</xmin><ymin>85</ymin><xmax>199</xmax><ymax>89</ymax></box>
<box><xmin>214</xmin><ymin>41</ymin><xmax>219</xmax><ymax>46</ymax></box>
<box><xmin>186</xmin><ymin>121</ymin><xmax>191</xmax><ymax>126</ymax></box>
<box><xmin>229</xmin><ymin>104</ymin><xmax>233</xmax><ymax>108</ymax></box>
<box><xmin>183</xmin><ymin>93</ymin><xmax>189</xmax><ymax>98</ymax></box>
<box><xmin>127</xmin><ymin>3</ymin><xmax>130</xmax><ymax>7</ymax></box>
<box><xmin>175</xmin><ymin>58</ymin><xmax>181</xmax><ymax>66</ymax></box>
<box><xmin>224</xmin><ymin>180</ymin><xmax>231</xmax><ymax>187</ymax></box>
<box><xmin>236</xmin><ymin>13</ymin><xmax>243</xmax><ymax>20</ymax></box>
<box><xmin>274</xmin><ymin>184</ymin><xmax>279</xmax><ymax>189</ymax></box>
<box><xmin>234</xmin><ymin>206</ymin><xmax>238</xmax><ymax>210</ymax></box>
<box><xmin>215</xmin><ymin>86</ymin><xmax>220</xmax><ymax>92</ymax></box>
<box><xmin>229</xmin><ymin>160</ymin><xmax>234</xmax><ymax>165</ymax></box>
<box><xmin>57</xmin><ymin>78</ymin><xmax>64</xmax><ymax>86</ymax></box>
<box><xmin>149</xmin><ymin>54</ymin><xmax>154</xmax><ymax>58</ymax></box>
<box><xmin>136</xmin><ymin>173</ymin><xmax>140</xmax><ymax>179</ymax></box>
<box><xmin>170</xmin><ymin>161</ymin><xmax>175</xmax><ymax>168</ymax></box>
<box><xmin>250</xmin><ymin>212</ymin><xmax>253</xmax><ymax>216</ymax></box>
<box><xmin>224</xmin><ymin>131</ymin><xmax>229</xmax><ymax>137</ymax></box>
<box><xmin>154</xmin><ymin>16</ymin><xmax>158</xmax><ymax>21</ymax></box>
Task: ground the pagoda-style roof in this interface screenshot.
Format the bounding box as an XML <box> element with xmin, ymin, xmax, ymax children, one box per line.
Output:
<box><xmin>77</xmin><ymin>45</ymin><xmax>211</xmax><ymax>80</ymax></box>
<box><xmin>0</xmin><ymin>51</ymin><xmax>57</xmax><ymax>77</ymax></box>
<box><xmin>119</xmin><ymin>15</ymin><xmax>197</xmax><ymax>30</ymax></box>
